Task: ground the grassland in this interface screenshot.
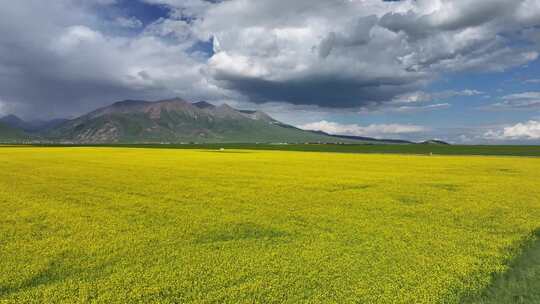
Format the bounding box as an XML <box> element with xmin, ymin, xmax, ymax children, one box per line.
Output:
<box><xmin>1</xmin><ymin>146</ymin><xmax>539</xmax><ymax>303</ymax></box>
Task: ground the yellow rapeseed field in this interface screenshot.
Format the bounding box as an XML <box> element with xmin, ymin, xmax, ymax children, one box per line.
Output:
<box><xmin>1</xmin><ymin>147</ymin><xmax>539</xmax><ymax>303</ymax></box>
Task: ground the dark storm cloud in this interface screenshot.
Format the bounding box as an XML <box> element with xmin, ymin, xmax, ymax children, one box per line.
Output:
<box><xmin>212</xmin><ymin>71</ymin><xmax>421</xmax><ymax>108</ymax></box>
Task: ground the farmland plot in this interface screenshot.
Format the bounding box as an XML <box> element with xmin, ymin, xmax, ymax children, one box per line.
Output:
<box><xmin>0</xmin><ymin>147</ymin><xmax>539</xmax><ymax>303</ymax></box>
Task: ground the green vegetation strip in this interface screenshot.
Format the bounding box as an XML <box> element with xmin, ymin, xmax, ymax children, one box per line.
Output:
<box><xmin>9</xmin><ymin>143</ymin><xmax>540</xmax><ymax>157</ymax></box>
<box><xmin>464</xmin><ymin>229</ymin><xmax>540</xmax><ymax>304</ymax></box>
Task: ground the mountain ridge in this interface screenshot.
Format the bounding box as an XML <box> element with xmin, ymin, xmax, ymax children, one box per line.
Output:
<box><xmin>0</xmin><ymin>121</ymin><xmax>29</xmax><ymax>142</ymax></box>
<box><xmin>0</xmin><ymin>114</ymin><xmax>67</xmax><ymax>133</ymax></box>
<box><xmin>43</xmin><ymin>98</ymin><xmax>370</xmax><ymax>144</ymax></box>
<box><xmin>1</xmin><ymin>98</ymin><xmax>423</xmax><ymax>145</ymax></box>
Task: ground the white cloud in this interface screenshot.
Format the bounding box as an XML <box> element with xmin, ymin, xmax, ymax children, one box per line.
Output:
<box><xmin>135</xmin><ymin>0</ymin><xmax>540</xmax><ymax>108</ymax></box>
<box><xmin>392</xmin><ymin>91</ymin><xmax>434</xmax><ymax>104</ymax></box>
<box><xmin>505</xmin><ymin>92</ymin><xmax>540</xmax><ymax>100</ymax></box>
<box><xmin>299</xmin><ymin>120</ymin><xmax>426</xmax><ymax>137</ymax></box>
<box><xmin>488</xmin><ymin>91</ymin><xmax>540</xmax><ymax>109</ymax></box>
<box><xmin>525</xmin><ymin>79</ymin><xmax>540</xmax><ymax>84</ymax></box>
<box><xmin>392</xmin><ymin>89</ymin><xmax>483</xmax><ymax>104</ymax></box>
<box><xmin>54</xmin><ymin>26</ymin><xmax>104</xmax><ymax>52</ymax></box>
<box><xmin>484</xmin><ymin>120</ymin><xmax>540</xmax><ymax>140</ymax></box>
<box><xmin>144</xmin><ymin>19</ymin><xmax>193</xmax><ymax>40</ymax></box>
<box><xmin>460</xmin><ymin>90</ymin><xmax>485</xmax><ymax>96</ymax></box>
<box><xmin>0</xmin><ymin>0</ymin><xmax>539</xmax><ymax>118</ymax></box>
<box><xmin>0</xmin><ymin>2</ymin><xmax>230</xmax><ymax>119</ymax></box>
<box><xmin>394</xmin><ymin>103</ymin><xmax>451</xmax><ymax>112</ymax></box>
<box><xmin>115</xmin><ymin>17</ymin><xmax>143</xmax><ymax>29</ymax></box>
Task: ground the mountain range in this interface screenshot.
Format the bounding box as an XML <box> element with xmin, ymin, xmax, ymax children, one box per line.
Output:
<box><xmin>0</xmin><ymin>98</ymin><xmax>417</xmax><ymax>144</ymax></box>
<box><xmin>0</xmin><ymin>121</ymin><xmax>28</xmax><ymax>142</ymax></box>
<box><xmin>0</xmin><ymin>114</ymin><xmax>67</xmax><ymax>133</ymax></box>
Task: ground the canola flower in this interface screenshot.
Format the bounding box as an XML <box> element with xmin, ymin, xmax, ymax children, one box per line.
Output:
<box><xmin>0</xmin><ymin>147</ymin><xmax>539</xmax><ymax>303</ymax></box>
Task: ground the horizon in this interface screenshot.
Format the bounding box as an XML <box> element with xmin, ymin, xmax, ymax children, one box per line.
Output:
<box><xmin>1</xmin><ymin>1</ymin><xmax>539</xmax><ymax>144</ymax></box>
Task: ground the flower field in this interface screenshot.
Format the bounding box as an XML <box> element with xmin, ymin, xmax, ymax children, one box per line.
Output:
<box><xmin>1</xmin><ymin>146</ymin><xmax>539</xmax><ymax>303</ymax></box>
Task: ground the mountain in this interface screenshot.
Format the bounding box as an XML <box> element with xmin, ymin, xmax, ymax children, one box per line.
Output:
<box><xmin>30</xmin><ymin>118</ymin><xmax>69</xmax><ymax>132</ymax></box>
<box><xmin>0</xmin><ymin>114</ymin><xmax>68</xmax><ymax>133</ymax></box>
<box><xmin>0</xmin><ymin>121</ymin><xmax>28</xmax><ymax>142</ymax></box>
<box><xmin>0</xmin><ymin>115</ymin><xmax>26</xmax><ymax>130</ymax></box>
<box><xmin>307</xmin><ymin>130</ymin><xmax>413</xmax><ymax>144</ymax></box>
<box><xmin>420</xmin><ymin>140</ymin><xmax>450</xmax><ymax>145</ymax></box>
<box><xmin>44</xmin><ymin>98</ymin><xmax>369</xmax><ymax>144</ymax></box>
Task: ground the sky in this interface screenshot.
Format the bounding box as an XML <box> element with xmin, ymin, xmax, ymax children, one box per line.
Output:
<box><xmin>0</xmin><ymin>0</ymin><xmax>539</xmax><ymax>144</ymax></box>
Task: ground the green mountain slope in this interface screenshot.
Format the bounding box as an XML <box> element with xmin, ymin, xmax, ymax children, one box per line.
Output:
<box><xmin>0</xmin><ymin>122</ymin><xmax>27</xmax><ymax>142</ymax></box>
<box><xmin>45</xmin><ymin>98</ymin><xmax>370</xmax><ymax>144</ymax></box>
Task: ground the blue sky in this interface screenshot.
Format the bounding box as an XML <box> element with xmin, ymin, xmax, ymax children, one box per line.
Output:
<box><xmin>105</xmin><ymin>0</ymin><xmax>170</xmax><ymax>26</ymax></box>
<box><xmin>0</xmin><ymin>0</ymin><xmax>539</xmax><ymax>143</ymax></box>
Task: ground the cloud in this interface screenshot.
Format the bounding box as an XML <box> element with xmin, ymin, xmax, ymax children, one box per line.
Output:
<box><xmin>0</xmin><ymin>0</ymin><xmax>539</xmax><ymax>119</ymax></box>
<box><xmin>484</xmin><ymin>120</ymin><xmax>540</xmax><ymax>140</ymax></box>
<box><xmin>318</xmin><ymin>15</ymin><xmax>378</xmax><ymax>58</ymax></box>
<box><xmin>114</xmin><ymin>16</ymin><xmax>143</xmax><ymax>29</ymax></box>
<box><xmin>134</xmin><ymin>0</ymin><xmax>540</xmax><ymax>109</ymax></box>
<box><xmin>358</xmin><ymin>89</ymin><xmax>483</xmax><ymax>113</ymax></box>
<box><xmin>0</xmin><ymin>1</ymin><xmax>226</xmax><ymax>119</ymax></box>
<box><xmin>193</xmin><ymin>0</ymin><xmax>538</xmax><ymax>108</ymax></box>
<box><xmin>379</xmin><ymin>1</ymin><xmax>524</xmax><ymax>39</ymax></box>
<box><xmin>393</xmin><ymin>103</ymin><xmax>451</xmax><ymax>112</ymax></box>
<box><xmin>392</xmin><ymin>89</ymin><xmax>483</xmax><ymax>104</ymax></box>
<box><xmin>198</xmin><ymin>1</ymin><xmax>538</xmax><ymax>107</ymax></box>
<box><xmin>525</xmin><ymin>79</ymin><xmax>540</xmax><ymax>84</ymax></box>
<box><xmin>144</xmin><ymin>19</ymin><xmax>194</xmax><ymax>40</ymax></box>
<box><xmin>487</xmin><ymin>92</ymin><xmax>540</xmax><ymax>109</ymax></box>
<box><xmin>299</xmin><ymin>120</ymin><xmax>426</xmax><ymax>137</ymax></box>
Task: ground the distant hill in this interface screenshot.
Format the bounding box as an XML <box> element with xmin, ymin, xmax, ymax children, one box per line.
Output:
<box><xmin>0</xmin><ymin>114</ymin><xmax>67</xmax><ymax>133</ymax></box>
<box><xmin>0</xmin><ymin>115</ymin><xmax>26</xmax><ymax>130</ymax></box>
<box><xmin>43</xmin><ymin>98</ymin><xmax>378</xmax><ymax>144</ymax></box>
<box><xmin>0</xmin><ymin>121</ymin><xmax>28</xmax><ymax>142</ymax></box>
<box><xmin>420</xmin><ymin>140</ymin><xmax>450</xmax><ymax>145</ymax></box>
<box><xmin>307</xmin><ymin>130</ymin><xmax>413</xmax><ymax>144</ymax></box>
